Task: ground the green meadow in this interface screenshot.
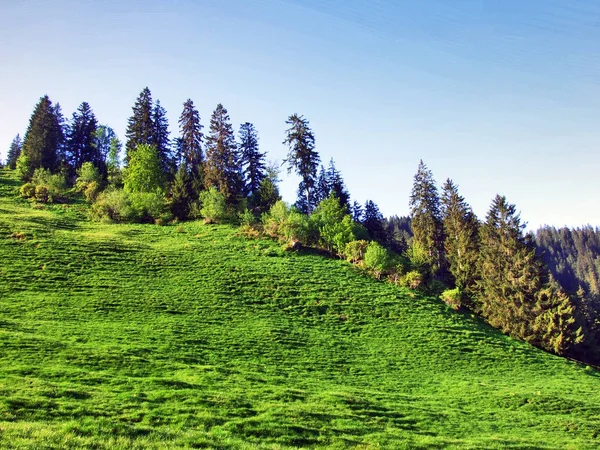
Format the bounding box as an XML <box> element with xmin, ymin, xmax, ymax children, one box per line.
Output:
<box><xmin>1</xmin><ymin>167</ymin><xmax>599</xmax><ymax>449</ymax></box>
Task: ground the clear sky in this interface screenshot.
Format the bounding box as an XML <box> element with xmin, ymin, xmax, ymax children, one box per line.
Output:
<box><xmin>1</xmin><ymin>0</ymin><xmax>599</xmax><ymax>229</ymax></box>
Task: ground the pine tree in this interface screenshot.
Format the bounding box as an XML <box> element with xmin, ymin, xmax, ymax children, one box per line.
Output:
<box><xmin>441</xmin><ymin>179</ymin><xmax>480</xmax><ymax>294</ymax></box>
<box><xmin>178</xmin><ymin>99</ymin><xmax>204</xmax><ymax>172</ymax></box>
<box><xmin>409</xmin><ymin>160</ymin><xmax>444</xmax><ymax>276</ymax></box>
<box><xmin>315</xmin><ymin>165</ymin><xmax>329</xmax><ymax>204</ymax></box>
<box><xmin>476</xmin><ymin>194</ymin><xmax>582</xmax><ymax>355</ymax></box>
<box><xmin>152</xmin><ymin>99</ymin><xmax>172</xmax><ymax>175</ymax></box>
<box><xmin>125</xmin><ymin>87</ymin><xmax>154</xmax><ymax>161</ymax></box>
<box><xmin>238</xmin><ymin>122</ymin><xmax>266</xmax><ymax>199</ymax></box>
<box><xmin>22</xmin><ymin>95</ymin><xmax>63</xmax><ymax>172</ymax></box>
<box><xmin>254</xmin><ymin>161</ymin><xmax>281</xmax><ymax>215</ymax></box>
<box><xmin>204</xmin><ymin>104</ymin><xmax>241</xmax><ymax>204</ymax></box>
<box><xmin>283</xmin><ymin>114</ymin><xmax>320</xmax><ymax>214</ymax></box>
<box><xmin>352</xmin><ymin>200</ymin><xmax>363</xmax><ymax>223</ymax></box>
<box><xmin>363</xmin><ymin>200</ymin><xmax>387</xmax><ymax>245</ymax></box>
<box><xmin>7</xmin><ymin>134</ymin><xmax>22</xmax><ymax>169</ymax></box>
<box><xmin>66</xmin><ymin>102</ymin><xmax>99</xmax><ymax>171</ymax></box>
<box><xmin>52</xmin><ymin>103</ymin><xmax>67</xmax><ymax>166</ymax></box>
<box><xmin>326</xmin><ymin>159</ymin><xmax>350</xmax><ymax>211</ymax></box>
<box><xmin>170</xmin><ymin>165</ymin><xmax>192</xmax><ymax>220</ymax></box>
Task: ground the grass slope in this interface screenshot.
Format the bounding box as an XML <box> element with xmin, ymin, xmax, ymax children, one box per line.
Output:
<box><xmin>0</xmin><ymin>168</ymin><xmax>599</xmax><ymax>449</ymax></box>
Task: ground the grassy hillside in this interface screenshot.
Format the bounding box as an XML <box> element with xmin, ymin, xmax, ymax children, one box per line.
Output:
<box><xmin>1</xmin><ymin>167</ymin><xmax>599</xmax><ymax>449</ymax></box>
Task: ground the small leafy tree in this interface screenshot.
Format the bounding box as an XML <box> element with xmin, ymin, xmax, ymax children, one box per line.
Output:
<box><xmin>123</xmin><ymin>144</ymin><xmax>165</xmax><ymax>193</ymax></box>
<box><xmin>75</xmin><ymin>162</ymin><xmax>103</xmax><ymax>202</ymax></box>
<box><xmin>364</xmin><ymin>241</ymin><xmax>393</xmax><ymax>280</ymax></box>
<box><xmin>199</xmin><ymin>187</ymin><xmax>229</xmax><ymax>224</ymax></box>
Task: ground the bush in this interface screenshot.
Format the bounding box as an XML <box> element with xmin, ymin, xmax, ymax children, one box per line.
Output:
<box><xmin>441</xmin><ymin>288</ymin><xmax>462</xmax><ymax>310</ymax></box>
<box><xmin>364</xmin><ymin>241</ymin><xmax>393</xmax><ymax>280</ymax></box>
<box><xmin>30</xmin><ymin>168</ymin><xmax>67</xmax><ymax>202</ymax></box>
<box><xmin>310</xmin><ymin>196</ymin><xmax>357</xmax><ymax>256</ymax></box>
<box><xmin>345</xmin><ymin>240</ymin><xmax>369</xmax><ymax>264</ymax></box>
<box><xmin>19</xmin><ymin>182</ymin><xmax>36</xmax><ymax>199</ymax></box>
<box><xmin>199</xmin><ymin>187</ymin><xmax>230</xmax><ymax>224</ymax></box>
<box><xmin>261</xmin><ymin>201</ymin><xmax>310</xmax><ymax>244</ymax></box>
<box><xmin>130</xmin><ymin>191</ymin><xmax>168</xmax><ymax>223</ymax></box>
<box><xmin>91</xmin><ymin>189</ymin><xmax>135</xmax><ymax>223</ymax></box>
<box><xmin>34</xmin><ymin>185</ymin><xmax>50</xmax><ymax>203</ymax></box>
<box><xmin>401</xmin><ymin>270</ymin><xmax>424</xmax><ymax>290</ymax></box>
<box><xmin>76</xmin><ymin>162</ymin><xmax>104</xmax><ymax>202</ymax></box>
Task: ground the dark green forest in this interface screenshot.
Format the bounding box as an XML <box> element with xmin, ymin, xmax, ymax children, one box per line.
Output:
<box><xmin>3</xmin><ymin>88</ymin><xmax>599</xmax><ymax>366</ymax></box>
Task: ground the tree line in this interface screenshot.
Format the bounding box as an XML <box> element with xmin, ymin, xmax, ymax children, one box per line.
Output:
<box><xmin>3</xmin><ymin>89</ymin><xmax>599</xmax><ymax>366</ymax></box>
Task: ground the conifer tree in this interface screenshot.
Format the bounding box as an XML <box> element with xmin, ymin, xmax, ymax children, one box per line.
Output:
<box><xmin>7</xmin><ymin>134</ymin><xmax>22</xmax><ymax>169</ymax></box>
<box><xmin>315</xmin><ymin>165</ymin><xmax>329</xmax><ymax>204</ymax></box>
<box><xmin>66</xmin><ymin>102</ymin><xmax>99</xmax><ymax>171</ymax></box>
<box><xmin>52</xmin><ymin>103</ymin><xmax>67</xmax><ymax>166</ymax></box>
<box><xmin>477</xmin><ymin>195</ymin><xmax>582</xmax><ymax>354</ymax></box>
<box><xmin>254</xmin><ymin>161</ymin><xmax>281</xmax><ymax>215</ymax></box>
<box><xmin>204</xmin><ymin>104</ymin><xmax>241</xmax><ymax>204</ymax></box>
<box><xmin>352</xmin><ymin>200</ymin><xmax>363</xmax><ymax>223</ymax></box>
<box><xmin>22</xmin><ymin>95</ymin><xmax>63</xmax><ymax>172</ymax></box>
<box><xmin>363</xmin><ymin>200</ymin><xmax>387</xmax><ymax>245</ymax></box>
<box><xmin>125</xmin><ymin>87</ymin><xmax>154</xmax><ymax>161</ymax></box>
<box><xmin>283</xmin><ymin>114</ymin><xmax>320</xmax><ymax>214</ymax></box>
<box><xmin>178</xmin><ymin>99</ymin><xmax>204</xmax><ymax>171</ymax></box>
<box><xmin>152</xmin><ymin>99</ymin><xmax>172</xmax><ymax>174</ymax></box>
<box><xmin>170</xmin><ymin>165</ymin><xmax>192</xmax><ymax>220</ymax></box>
<box><xmin>409</xmin><ymin>160</ymin><xmax>445</xmax><ymax>276</ymax></box>
<box><xmin>441</xmin><ymin>179</ymin><xmax>480</xmax><ymax>294</ymax></box>
<box><xmin>326</xmin><ymin>159</ymin><xmax>350</xmax><ymax>211</ymax></box>
<box><xmin>238</xmin><ymin>122</ymin><xmax>266</xmax><ymax>200</ymax></box>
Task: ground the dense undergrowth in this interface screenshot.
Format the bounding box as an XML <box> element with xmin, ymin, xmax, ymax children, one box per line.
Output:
<box><xmin>1</xmin><ymin>168</ymin><xmax>600</xmax><ymax>449</ymax></box>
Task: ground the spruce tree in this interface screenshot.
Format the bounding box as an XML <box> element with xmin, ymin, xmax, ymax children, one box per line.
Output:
<box><xmin>477</xmin><ymin>195</ymin><xmax>582</xmax><ymax>354</ymax></box>
<box><xmin>283</xmin><ymin>114</ymin><xmax>320</xmax><ymax>214</ymax></box>
<box><xmin>152</xmin><ymin>99</ymin><xmax>172</xmax><ymax>175</ymax></box>
<box><xmin>352</xmin><ymin>200</ymin><xmax>363</xmax><ymax>223</ymax></box>
<box><xmin>326</xmin><ymin>159</ymin><xmax>350</xmax><ymax>211</ymax></box>
<box><xmin>178</xmin><ymin>99</ymin><xmax>204</xmax><ymax>172</ymax></box>
<box><xmin>315</xmin><ymin>165</ymin><xmax>329</xmax><ymax>204</ymax></box>
<box><xmin>170</xmin><ymin>165</ymin><xmax>192</xmax><ymax>220</ymax></box>
<box><xmin>238</xmin><ymin>122</ymin><xmax>266</xmax><ymax>199</ymax></box>
<box><xmin>409</xmin><ymin>160</ymin><xmax>444</xmax><ymax>276</ymax></box>
<box><xmin>7</xmin><ymin>134</ymin><xmax>22</xmax><ymax>169</ymax></box>
<box><xmin>204</xmin><ymin>104</ymin><xmax>241</xmax><ymax>204</ymax></box>
<box><xmin>441</xmin><ymin>179</ymin><xmax>480</xmax><ymax>294</ymax></box>
<box><xmin>22</xmin><ymin>95</ymin><xmax>63</xmax><ymax>172</ymax></box>
<box><xmin>363</xmin><ymin>200</ymin><xmax>387</xmax><ymax>245</ymax></box>
<box><xmin>66</xmin><ymin>102</ymin><xmax>99</xmax><ymax>171</ymax></box>
<box><xmin>254</xmin><ymin>162</ymin><xmax>281</xmax><ymax>215</ymax></box>
<box><xmin>125</xmin><ymin>87</ymin><xmax>154</xmax><ymax>161</ymax></box>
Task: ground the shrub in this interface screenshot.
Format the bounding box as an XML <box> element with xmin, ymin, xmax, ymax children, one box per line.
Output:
<box><xmin>34</xmin><ymin>185</ymin><xmax>50</xmax><ymax>203</ymax></box>
<box><xmin>441</xmin><ymin>287</ymin><xmax>462</xmax><ymax>310</ymax></box>
<box><xmin>310</xmin><ymin>196</ymin><xmax>357</xmax><ymax>256</ymax></box>
<box><xmin>364</xmin><ymin>241</ymin><xmax>393</xmax><ymax>280</ymax></box>
<box><xmin>401</xmin><ymin>270</ymin><xmax>424</xmax><ymax>290</ymax></box>
<box><xmin>239</xmin><ymin>208</ymin><xmax>256</xmax><ymax>227</ymax></box>
<box><xmin>199</xmin><ymin>187</ymin><xmax>230</xmax><ymax>224</ymax></box>
<box><xmin>76</xmin><ymin>162</ymin><xmax>104</xmax><ymax>202</ymax></box>
<box><xmin>123</xmin><ymin>144</ymin><xmax>165</xmax><ymax>193</ymax></box>
<box><xmin>91</xmin><ymin>189</ymin><xmax>135</xmax><ymax>223</ymax></box>
<box><xmin>20</xmin><ymin>182</ymin><xmax>36</xmax><ymax>199</ymax></box>
<box><xmin>130</xmin><ymin>191</ymin><xmax>167</xmax><ymax>223</ymax></box>
<box><xmin>30</xmin><ymin>168</ymin><xmax>67</xmax><ymax>202</ymax></box>
<box><xmin>345</xmin><ymin>240</ymin><xmax>369</xmax><ymax>264</ymax></box>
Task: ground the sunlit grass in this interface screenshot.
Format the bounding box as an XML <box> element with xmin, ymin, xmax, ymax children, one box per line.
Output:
<box><xmin>1</xmin><ymin>168</ymin><xmax>599</xmax><ymax>449</ymax></box>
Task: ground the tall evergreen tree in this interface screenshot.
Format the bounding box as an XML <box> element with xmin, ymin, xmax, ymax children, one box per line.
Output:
<box><xmin>326</xmin><ymin>159</ymin><xmax>350</xmax><ymax>211</ymax></box>
<box><xmin>125</xmin><ymin>87</ymin><xmax>154</xmax><ymax>161</ymax></box>
<box><xmin>152</xmin><ymin>99</ymin><xmax>172</xmax><ymax>174</ymax></box>
<box><xmin>409</xmin><ymin>160</ymin><xmax>445</xmax><ymax>276</ymax></box>
<box><xmin>363</xmin><ymin>200</ymin><xmax>387</xmax><ymax>245</ymax></box>
<box><xmin>66</xmin><ymin>102</ymin><xmax>99</xmax><ymax>171</ymax></box>
<box><xmin>204</xmin><ymin>104</ymin><xmax>241</xmax><ymax>204</ymax></box>
<box><xmin>178</xmin><ymin>99</ymin><xmax>204</xmax><ymax>171</ymax></box>
<box><xmin>53</xmin><ymin>103</ymin><xmax>67</xmax><ymax>166</ymax></box>
<box><xmin>477</xmin><ymin>195</ymin><xmax>582</xmax><ymax>355</ymax></box>
<box><xmin>22</xmin><ymin>95</ymin><xmax>63</xmax><ymax>172</ymax></box>
<box><xmin>238</xmin><ymin>122</ymin><xmax>266</xmax><ymax>199</ymax></box>
<box><xmin>283</xmin><ymin>114</ymin><xmax>320</xmax><ymax>214</ymax></box>
<box><xmin>314</xmin><ymin>165</ymin><xmax>329</xmax><ymax>204</ymax></box>
<box><xmin>6</xmin><ymin>134</ymin><xmax>22</xmax><ymax>169</ymax></box>
<box><xmin>351</xmin><ymin>200</ymin><xmax>363</xmax><ymax>223</ymax></box>
<box><xmin>441</xmin><ymin>179</ymin><xmax>480</xmax><ymax>294</ymax></box>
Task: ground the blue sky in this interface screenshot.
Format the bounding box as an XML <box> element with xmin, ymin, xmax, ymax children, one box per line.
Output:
<box><xmin>1</xmin><ymin>0</ymin><xmax>599</xmax><ymax>229</ymax></box>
